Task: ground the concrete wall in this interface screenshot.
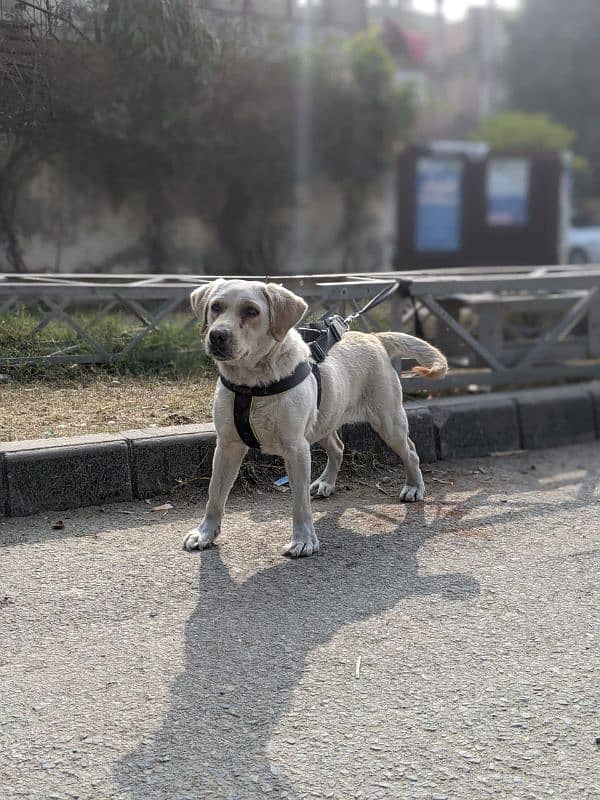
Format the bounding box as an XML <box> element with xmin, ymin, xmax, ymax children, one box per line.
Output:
<box><xmin>8</xmin><ymin>164</ymin><xmax>397</xmax><ymax>275</ymax></box>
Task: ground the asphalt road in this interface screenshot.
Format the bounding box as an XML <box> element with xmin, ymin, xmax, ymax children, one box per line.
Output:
<box><xmin>1</xmin><ymin>444</ymin><xmax>599</xmax><ymax>800</ymax></box>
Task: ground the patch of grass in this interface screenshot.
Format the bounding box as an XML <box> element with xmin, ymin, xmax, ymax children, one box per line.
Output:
<box><xmin>0</xmin><ymin>307</ymin><xmax>214</xmax><ymax>381</ymax></box>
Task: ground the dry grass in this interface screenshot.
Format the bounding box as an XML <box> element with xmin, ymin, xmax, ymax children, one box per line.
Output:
<box><xmin>0</xmin><ymin>375</ymin><xmax>217</xmax><ymax>443</ymax></box>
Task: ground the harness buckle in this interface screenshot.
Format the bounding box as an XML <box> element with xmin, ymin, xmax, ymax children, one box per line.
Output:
<box><xmin>311</xmin><ymin>342</ymin><xmax>327</xmax><ymax>363</ymax></box>
<box><xmin>326</xmin><ymin>315</ymin><xmax>348</xmax><ymax>342</ymax></box>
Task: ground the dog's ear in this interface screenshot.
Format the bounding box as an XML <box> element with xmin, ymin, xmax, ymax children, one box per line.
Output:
<box><xmin>262</xmin><ymin>283</ymin><xmax>308</xmax><ymax>342</ymax></box>
<box><xmin>190</xmin><ymin>280</ymin><xmax>223</xmax><ymax>332</ymax></box>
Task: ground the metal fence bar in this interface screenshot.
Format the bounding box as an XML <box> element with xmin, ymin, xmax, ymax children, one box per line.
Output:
<box><xmin>407</xmin><ymin>362</ymin><xmax>600</xmax><ymax>393</ymax></box>
<box><xmin>42</xmin><ymin>297</ymin><xmax>110</xmax><ymax>359</ymax></box>
<box><xmin>516</xmin><ymin>287</ymin><xmax>600</xmax><ymax>370</ymax></box>
<box><xmin>417</xmin><ymin>293</ymin><xmax>505</xmax><ymax>372</ymax></box>
<box><xmin>0</xmin><ymin>294</ymin><xmax>16</xmax><ymax>315</ymax></box>
<box><xmin>117</xmin><ymin>297</ymin><xmax>184</xmax><ymax>358</ymax></box>
<box><xmin>30</xmin><ymin>299</ymin><xmax>68</xmax><ymax>334</ymax></box>
<box><xmin>116</xmin><ymin>297</ymin><xmax>154</xmax><ymax>327</ymax></box>
<box><xmin>401</xmin><ymin>273</ymin><xmax>600</xmax><ymax>295</ymax></box>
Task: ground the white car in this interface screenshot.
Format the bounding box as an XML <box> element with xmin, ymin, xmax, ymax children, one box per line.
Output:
<box><xmin>567</xmin><ymin>225</ymin><xmax>600</xmax><ymax>264</ymax></box>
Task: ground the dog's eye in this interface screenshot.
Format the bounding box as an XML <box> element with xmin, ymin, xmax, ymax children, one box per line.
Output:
<box><xmin>211</xmin><ymin>302</ymin><xmax>223</xmax><ymax>315</ymax></box>
<box><xmin>243</xmin><ymin>306</ymin><xmax>260</xmax><ymax>318</ymax></box>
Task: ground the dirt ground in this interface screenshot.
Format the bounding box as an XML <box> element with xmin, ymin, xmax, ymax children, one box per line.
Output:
<box><xmin>0</xmin><ymin>375</ymin><xmax>216</xmax><ymax>442</ymax></box>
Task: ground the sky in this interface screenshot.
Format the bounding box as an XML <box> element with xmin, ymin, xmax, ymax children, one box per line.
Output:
<box><xmin>412</xmin><ymin>0</ymin><xmax>520</xmax><ymax>22</ymax></box>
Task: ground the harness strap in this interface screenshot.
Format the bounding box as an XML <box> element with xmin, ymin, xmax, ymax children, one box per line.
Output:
<box><xmin>313</xmin><ymin>361</ymin><xmax>322</xmax><ymax>407</ymax></box>
<box><xmin>298</xmin><ymin>315</ymin><xmax>348</xmax><ymax>363</ymax></box>
<box><xmin>220</xmin><ymin>360</ymin><xmax>314</xmax><ymax>397</ymax></box>
<box><xmin>233</xmin><ymin>394</ymin><xmax>261</xmax><ymax>449</ymax></box>
<box><xmin>221</xmin><ymin>361</ymin><xmax>321</xmax><ymax>450</ymax></box>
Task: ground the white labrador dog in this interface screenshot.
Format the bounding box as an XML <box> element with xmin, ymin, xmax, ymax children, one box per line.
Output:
<box><xmin>183</xmin><ymin>279</ymin><xmax>447</xmax><ymax>558</ymax></box>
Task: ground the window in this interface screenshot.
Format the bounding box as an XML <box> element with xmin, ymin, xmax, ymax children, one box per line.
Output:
<box><xmin>414</xmin><ymin>157</ymin><xmax>463</xmax><ymax>252</ymax></box>
<box><xmin>486</xmin><ymin>158</ymin><xmax>530</xmax><ymax>227</ymax></box>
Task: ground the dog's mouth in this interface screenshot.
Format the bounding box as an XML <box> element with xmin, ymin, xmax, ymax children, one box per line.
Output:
<box><xmin>208</xmin><ymin>347</ymin><xmax>234</xmax><ymax>362</ymax></box>
<box><xmin>206</xmin><ymin>341</ymin><xmax>240</xmax><ymax>362</ymax></box>
<box><xmin>206</xmin><ymin>340</ymin><xmax>251</xmax><ymax>363</ymax></box>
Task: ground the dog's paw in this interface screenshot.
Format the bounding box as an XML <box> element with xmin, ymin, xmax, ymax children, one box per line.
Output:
<box><xmin>283</xmin><ymin>527</ymin><xmax>320</xmax><ymax>559</ymax></box>
<box><xmin>310</xmin><ymin>478</ymin><xmax>335</xmax><ymax>499</ymax></box>
<box><xmin>400</xmin><ymin>484</ymin><xmax>425</xmax><ymax>503</ymax></box>
<box><xmin>183</xmin><ymin>524</ymin><xmax>220</xmax><ymax>552</ymax></box>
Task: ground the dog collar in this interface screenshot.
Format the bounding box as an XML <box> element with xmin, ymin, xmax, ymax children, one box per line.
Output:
<box><xmin>220</xmin><ymin>361</ymin><xmax>322</xmax><ymax>450</ymax></box>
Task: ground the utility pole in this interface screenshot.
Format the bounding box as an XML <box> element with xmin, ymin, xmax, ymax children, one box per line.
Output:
<box><xmin>488</xmin><ymin>0</ymin><xmax>499</xmax><ymax>113</ymax></box>
<box><xmin>435</xmin><ymin>0</ymin><xmax>446</xmax><ymax>59</ymax></box>
<box><xmin>434</xmin><ymin>0</ymin><xmax>447</xmax><ymax>136</ymax></box>
<box><xmin>479</xmin><ymin>0</ymin><xmax>498</xmax><ymax>118</ymax></box>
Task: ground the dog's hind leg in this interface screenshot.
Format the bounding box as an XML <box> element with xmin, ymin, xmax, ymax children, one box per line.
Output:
<box><xmin>368</xmin><ymin>408</ymin><xmax>425</xmax><ymax>503</ymax></box>
<box><xmin>310</xmin><ymin>431</ymin><xmax>345</xmax><ymax>499</ymax></box>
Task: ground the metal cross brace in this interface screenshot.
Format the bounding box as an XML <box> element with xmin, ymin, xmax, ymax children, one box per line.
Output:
<box><xmin>417</xmin><ymin>293</ymin><xmax>505</xmax><ymax>372</ymax></box>
<box><xmin>517</xmin><ymin>287</ymin><xmax>600</xmax><ymax>369</ymax></box>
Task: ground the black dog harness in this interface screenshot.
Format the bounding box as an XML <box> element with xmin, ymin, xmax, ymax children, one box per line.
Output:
<box><xmin>219</xmin><ymin>282</ymin><xmax>399</xmax><ymax>450</ymax></box>
<box><xmin>220</xmin><ymin>360</ymin><xmax>322</xmax><ymax>450</ymax></box>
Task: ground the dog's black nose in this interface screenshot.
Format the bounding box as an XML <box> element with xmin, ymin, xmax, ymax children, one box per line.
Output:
<box><xmin>209</xmin><ymin>328</ymin><xmax>230</xmax><ymax>348</ymax></box>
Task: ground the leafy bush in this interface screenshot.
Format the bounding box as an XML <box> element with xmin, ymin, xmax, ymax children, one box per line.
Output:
<box><xmin>470</xmin><ymin>112</ymin><xmax>576</xmax><ymax>153</ymax></box>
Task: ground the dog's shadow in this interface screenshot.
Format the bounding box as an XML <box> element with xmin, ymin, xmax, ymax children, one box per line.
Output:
<box><xmin>115</xmin><ymin>503</ymin><xmax>479</xmax><ymax>799</ymax></box>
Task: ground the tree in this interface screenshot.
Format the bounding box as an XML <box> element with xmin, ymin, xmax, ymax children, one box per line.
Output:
<box><xmin>184</xmin><ymin>29</ymin><xmax>415</xmax><ymax>272</ymax></box>
<box><xmin>506</xmin><ymin>0</ymin><xmax>600</xmax><ymax>190</ymax></box>
<box><xmin>0</xmin><ymin>1</ymin><xmax>103</xmax><ymax>271</ymax></box>
<box><xmin>470</xmin><ymin>112</ymin><xmax>576</xmax><ymax>152</ymax></box>
<box><xmin>1</xmin><ymin>0</ymin><xmax>219</xmax><ymax>272</ymax></box>
<box><xmin>313</xmin><ymin>29</ymin><xmax>415</xmax><ymax>269</ymax></box>
<box><xmin>97</xmin><ymin>0</ymin><xmax>218</xmax><ymax>270</ymax></box>
<box><xmin>0</xmin><ymin>9</ymin><xmax>57</xmax><ymax>272</ymax></box>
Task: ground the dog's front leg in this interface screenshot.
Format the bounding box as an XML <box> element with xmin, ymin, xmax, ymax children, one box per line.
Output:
<box><xmin>183</xmin><ymin>439</ymin><xmax>247</xmax><ymax>551</ymax></box>
<box><xmin>282</xmin><ymin>439</ymin><xmax>319</xmax><ymax>558</ymax></box>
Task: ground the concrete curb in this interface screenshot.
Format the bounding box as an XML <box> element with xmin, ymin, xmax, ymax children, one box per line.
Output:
<box><xmin>2</xmin><ymin>382</ymin><xmax>599</xmax><ymax>518</ymax></box>
<box><xmin>429</xmin><ymin>395</ymin><xmax>521</xmax><ymax>460</ymax></box>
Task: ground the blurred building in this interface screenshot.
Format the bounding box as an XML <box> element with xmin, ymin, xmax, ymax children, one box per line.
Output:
<box><xmin>439</xmin><ymin>4</ymin><xmax>510</xmax><ymax>135</ymax></box>
<box><xmin>369</xmin><ymin>1</ymin><xmax>512</xmax><ymax>138</ymax></box>
<box><xmin>195</xmin><ymin>0</ymin><xmax>368</xmax><ymax>34</ymax></box>
<box><xmin>376</xmin><ymin>8</ymin><xmax>431</xmax><ymax>107</ymax></box>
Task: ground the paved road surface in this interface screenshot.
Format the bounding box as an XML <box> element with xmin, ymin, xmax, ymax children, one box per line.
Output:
<box><xmin>1</xmin><ymin>444</ymin><xmax>599</xmax><ymax>800</ymax></box>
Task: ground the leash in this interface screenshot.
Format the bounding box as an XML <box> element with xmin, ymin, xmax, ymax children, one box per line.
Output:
<box><xmin>344</xmin><ymin>280</ymin><xmax>401</xmax><ymax>325</ymax></box>
<box><xmin>298</xmin><ymin>281</ymin><xmax>400</xmax><ymax>363</ymax></box>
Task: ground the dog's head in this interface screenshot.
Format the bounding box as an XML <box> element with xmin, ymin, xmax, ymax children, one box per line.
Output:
<box><xmin>190</xmin><ymin>279</ymin><xmax>308</xmax><ymax>363</ymax></box>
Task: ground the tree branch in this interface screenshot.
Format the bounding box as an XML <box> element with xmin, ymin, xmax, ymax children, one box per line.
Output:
<box><xmin>16</xmin><ymin>1</ymin><xmax>94</xmax><ymax>45</ymax></box>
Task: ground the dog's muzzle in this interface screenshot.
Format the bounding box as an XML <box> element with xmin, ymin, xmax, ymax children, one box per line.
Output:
<box><xmin>207</xmin><ymin>327</ymin><xmax>234</xmax><ymax>360</ymax></box>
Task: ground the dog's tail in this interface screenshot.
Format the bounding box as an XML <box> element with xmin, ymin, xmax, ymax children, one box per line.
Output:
<box><xmin>375</xmin><ymin>332</ymin><xmax>448</xmax><ymax>380</ymax></box>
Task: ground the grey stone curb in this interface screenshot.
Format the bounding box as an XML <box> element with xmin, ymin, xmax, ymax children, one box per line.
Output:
<box><xmin>1</xmin><ymin>382</ymin><xmax>599</xmax><ymax>518</ymax></box>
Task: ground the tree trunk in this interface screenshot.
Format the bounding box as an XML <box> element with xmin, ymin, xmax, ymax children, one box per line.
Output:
<box><xmin>0</xmin><ymin>189</ymin><xmax>26</xmax><ymax>273</ymax></box>
<box><xmin>218</xmin><ymin>181</ymin><xmax>253</xmax><ymax>273</ymax></box>
<box><xmin>0</xmin><ymin>143</ymin><xmax>33</xmax><ymax>274</ymax></box>
<box><xmin>340</xmin><ymin>184</ymin><xmax>367</xmax><ymax>273</ymax></box>
<box><xmin>144</xmin><ymin>187</ymin><xmax>169</xmax><ymax>273</ymax></box>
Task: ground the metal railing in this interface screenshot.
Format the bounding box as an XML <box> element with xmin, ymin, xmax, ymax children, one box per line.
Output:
<box><xmin>1</xmin><ymin>266</ymin><xmax>600</xmax><ymax>390</ymax></box>
<box><xmin>392</xmin><ymin>265</ymin><xmax>600</xmax><ymax>390</ymax></box>
<box><xmin>0</xmin><ymin>272</ymin><xmax>396</xmax><ymax>368</ymax></box>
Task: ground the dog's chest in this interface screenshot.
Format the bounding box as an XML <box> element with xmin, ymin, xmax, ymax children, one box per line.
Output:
<box><xmin>215</xmin><ymin>384</ymin><xmax>313</xmax><ymax>456</ymax></box>
<box><xmin>250</xmin><ymin>394</ymin><xmax>310</xmax><ymax>454</ymax></box>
